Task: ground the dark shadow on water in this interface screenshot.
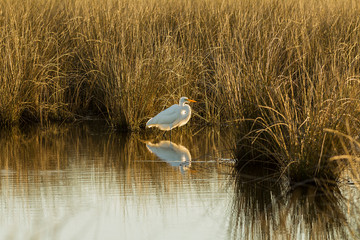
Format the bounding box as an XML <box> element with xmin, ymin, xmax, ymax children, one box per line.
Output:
<box><xmin>229</xmin><ymin>161</ymin><xmax>284</xmax><ymax>240</ymax></box>
<box><xmin>229</xmin><ymin>163</ymin><xmax>360</xmax><ymax>240</ymax></box>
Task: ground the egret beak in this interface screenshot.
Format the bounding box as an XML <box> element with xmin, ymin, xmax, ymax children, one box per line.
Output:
<box><xmin>188</xmin><ymin>99</ymin><xmax>197</xmax><ymax>103</ymax></box>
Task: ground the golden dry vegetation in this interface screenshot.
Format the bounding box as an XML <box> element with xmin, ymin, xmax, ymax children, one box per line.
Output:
<box><xmin>1</xmin><ymin>0</ymin><xmax>360</xmax><ymax>182</ymax></box>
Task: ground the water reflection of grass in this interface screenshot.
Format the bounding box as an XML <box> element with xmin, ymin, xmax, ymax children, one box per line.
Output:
<box><xmin>1</xmin><ymin>124</ymin><xmax>359</xmax><ymax>239</ymax></box>
<box><xmin>0</xmin><ymin>124</ymin><xmax>234</xmax><ymax>205</ymax></box>
<box><xmin>229</xmin><ymin>165</ymin><xmax>360</xmax><ymax>240</ymax></box>
<box><xmin>0</xmin><ymin>124</ymin><xmax>236</xmax><ymax>239</ymax></box>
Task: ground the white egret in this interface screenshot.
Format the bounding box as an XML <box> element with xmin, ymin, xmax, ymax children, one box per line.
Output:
<box><xmin>146</xmin><ymin>97</ymin><xmax>196</xmax><ymax>138</ymax></box>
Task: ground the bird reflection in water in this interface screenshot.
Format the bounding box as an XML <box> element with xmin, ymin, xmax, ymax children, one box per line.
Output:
<box><xmin>146</xmin><ymin>141</ymin><xmax>191</xmax><ymax>173</ymax></box>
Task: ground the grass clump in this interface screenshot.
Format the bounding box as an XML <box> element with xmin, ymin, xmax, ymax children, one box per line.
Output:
<box><xmin>229</xmin><ymin>0</ymin><xmax>360</xmax><ymax>183</ymax></box>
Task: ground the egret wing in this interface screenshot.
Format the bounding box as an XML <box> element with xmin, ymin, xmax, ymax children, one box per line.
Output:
<box><xmin>147</xmin><ymin>104</ymin><xmax>181</xmax><ymax>125</ymax></box>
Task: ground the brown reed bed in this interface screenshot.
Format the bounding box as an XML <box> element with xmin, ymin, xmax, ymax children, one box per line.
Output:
<box><xmin>1</xmin><ymin>0</ymin><xmax>360</xmax><ymax>182</ymax></box>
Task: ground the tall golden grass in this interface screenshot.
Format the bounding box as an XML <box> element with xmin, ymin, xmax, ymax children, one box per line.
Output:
<box><xmin>1</xmin><ymin>0</ymin><xmax>360</xmax><ymax>181</ymax></box>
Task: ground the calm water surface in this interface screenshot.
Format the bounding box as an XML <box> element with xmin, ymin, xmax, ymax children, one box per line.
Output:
<box><xmin>0</xmin><ymin>123</ymin><xmax>359</xmax><ymax>240</ymax></box>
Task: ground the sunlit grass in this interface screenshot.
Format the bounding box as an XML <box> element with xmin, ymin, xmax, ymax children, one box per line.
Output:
<box><xmin>1</xmin><ymin>0</ymin><xmax>360</xmax><ymax>182</ymax></box>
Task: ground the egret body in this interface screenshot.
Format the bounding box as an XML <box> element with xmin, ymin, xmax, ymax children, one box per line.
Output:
<box><xmin>146</xmin><ymin>97</ymin><xmax>196</xmax><ymax>133</ymax></box>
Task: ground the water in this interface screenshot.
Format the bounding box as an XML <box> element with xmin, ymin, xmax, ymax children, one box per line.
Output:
<box><xmin>0</xmin><ymin>123</ymin><xmax>359</xmax><ymax>240</ymax></box>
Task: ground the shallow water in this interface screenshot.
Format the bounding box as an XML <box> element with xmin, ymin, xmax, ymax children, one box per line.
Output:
<box><xmin>0</xmin><ymin>123</ymin><xmax>359</xmax><ymax>240</ymax></box>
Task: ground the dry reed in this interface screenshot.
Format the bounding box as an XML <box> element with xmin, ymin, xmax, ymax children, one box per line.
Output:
<box><xmin>1</xmin><ymin>0</ymin><xmax>360</xmax><ymax>181</ymax></box>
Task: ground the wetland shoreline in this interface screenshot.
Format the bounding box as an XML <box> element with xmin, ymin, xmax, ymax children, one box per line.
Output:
<box><xmin>1</xmin><ymin>0</ymin><xmax>360</xmax><ymax>184</ymax></box>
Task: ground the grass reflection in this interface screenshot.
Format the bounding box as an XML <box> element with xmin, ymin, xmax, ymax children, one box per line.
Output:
<box><xmin>1</xmin><ymin>123</ymin><xmax>358</xmax><ymax>239</ymax></box>
<box><xmin>0</xmin><ymin>123</ymin><xmax>235</xmax><ymax>239</ymax></box>
<box><xmin>229</xmin><ymin>164</ymin><xmax>360</xmax><ymax>240</ymax></box>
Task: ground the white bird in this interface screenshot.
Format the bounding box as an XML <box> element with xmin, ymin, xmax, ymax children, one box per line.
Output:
<box><xmin>146</xmin><ymin>97</ymin><xmax>196</xmax><ymax>137</ymax></box>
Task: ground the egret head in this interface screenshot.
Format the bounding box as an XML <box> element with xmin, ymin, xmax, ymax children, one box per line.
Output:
<box><xmin>179</xmin><ymin>97</ymin><xmax>196</xmax><ymax>105</ymax></box>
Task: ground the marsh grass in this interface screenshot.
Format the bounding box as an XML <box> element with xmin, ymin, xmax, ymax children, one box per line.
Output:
<box><xmin>1</xmin><ymin>0</ymin><xmax>360</xmax><ymax>181</ymax></box>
